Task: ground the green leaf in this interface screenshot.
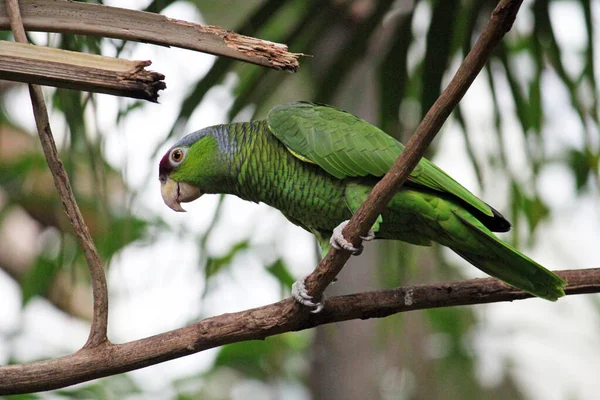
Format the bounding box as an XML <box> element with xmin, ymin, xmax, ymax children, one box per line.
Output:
<box><xmin>205</xmin><ymin>240</ymin><xmax>250</xmax><ymax>279</ymax></box>
<box><xmin>378</xmin><ymin>9</ymin><xmax>412</xmax><ymax>136</ymax></box>
<box><xmin>454</xmin><ymin>105</ymin><xmax>484</xmax><ymax>190</ymax></box>
<box><xmin>212</xmin><ymin>334</ymin><xmax>305</xmax><ymax>381</ymax></box>
<box><xmin>421</xmin><ymin>0</ymin><xmax>460</xmax><ymax>117</ymax></box>
<box><xmin>20</xmin><ymin>256</ymin><xmax>61</xmax><ymax>305</ymax></box>
<box><xmin>1</xmin><ymin>394</ymin><xmax>39</xmax><ymax>400</ymax></box>
<box><xmin>522</xmin><ymin>194</ymin><xmax>550</xmax><ymax>234</ymax></box>
<box><xmin>94</xmin><ymin>216</ymin><xmax>151</xmax><ymax>260</ymax></box>
<box><xmin>165</xmin><ymin>0</ymin><xmax>291</xmax><ymax>145</ymax></box>
<box><xmin>426</xmin><ymin>307</ymin><xmax>475</xmax><ymax>340</ymax></box>
<box><xmin>228</xmin><ymin>0</ymin><xmax>327</xmax><ymax>121</ymax></box>
<box><xmin>212</xmin><ymin>341</ymin><xmax>275</xmax><ymax>380</ymax></box>
<box><xmin>315</xmin><ymin>0</ymin><xmax>396</xmax><ymax>104</ymax></box>
<box><xmin>265</xmin><ymin>258</ymin><xmax>295</xmax><ymax>288</ymax></box>
<box><xmin>568</xmin><ymin>148</ymin><xmax>593</xmax><ymax>192</ymax></box>
<box><xmin>56</xmin><ymin>373</ymin><xmax>140</xmax><ymax>398</ymax></box>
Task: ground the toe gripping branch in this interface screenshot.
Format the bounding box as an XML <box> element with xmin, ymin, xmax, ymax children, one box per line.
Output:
<box><xmin>292</xmin><ymin>275</ymin><xmax>324</xmax><ymax>313</ymax></box>
<box><xmin>292</xmin><ymin>220</ymin><xmax>375</xmax><ymax>313</ymax></box>
<box><xmin>330</xmin><ymin>220</ymin><xmax>375</xmax><ymax>255</ymax></box>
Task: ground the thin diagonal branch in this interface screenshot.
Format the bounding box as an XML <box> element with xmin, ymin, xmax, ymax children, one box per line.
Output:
<box><xmin>0</xmin><ymin>268</ymin><xmax>598</xmax><ymax>395</ymax></box>
<box><xmin>5</xmin><ymin>0</ymin><xmax>108</xmax><ymax>347</ymax></box>
<box><xmin>303</xmin><ymin>0</ymin><xmax>525</xmax><ymax>302</ymax></box>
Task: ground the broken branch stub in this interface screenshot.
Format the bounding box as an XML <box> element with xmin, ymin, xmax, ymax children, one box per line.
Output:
<box><xmin>0</xmin><ymin>40</ymin><xmax>166</xmax><ymax>101</ymax></box>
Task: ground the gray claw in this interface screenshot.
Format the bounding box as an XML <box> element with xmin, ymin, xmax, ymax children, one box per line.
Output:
<box><xmin>291</xmin><ymin>275</ymin><xmax>324</xmax><ymax>313</ymax></box>
<box><xmin>330</xmin><ymin>220</ymin><xmax>368</xmax><ymax>255</ymax></box>
<box><xmin>360</xmin><ymin>229</ymin><xmax>376</xmax><ymax>241</ymax></box>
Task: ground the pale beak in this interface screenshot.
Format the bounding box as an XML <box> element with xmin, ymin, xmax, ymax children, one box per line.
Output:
<box><xmin>160</xmin><ymin>178</ymin><xmax>202</xmax><ymax>212</ymax></box>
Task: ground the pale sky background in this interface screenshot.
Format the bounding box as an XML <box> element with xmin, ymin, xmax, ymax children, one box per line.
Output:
<box><xmin>1</xmin><ymin>1</ymin><xmax>599</xmax><ymax>399</ymax></box>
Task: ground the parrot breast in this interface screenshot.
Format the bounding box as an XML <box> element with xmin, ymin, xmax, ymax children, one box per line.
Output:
<box><xmin>229</xmin><ymin>122</ymin><xmax>353</xmax><ymax>233</ymax></box>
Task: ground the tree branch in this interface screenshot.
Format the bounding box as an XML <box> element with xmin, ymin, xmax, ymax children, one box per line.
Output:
<box><xmin>303</xmin><ymin>0</ymin><xmax>524</xmax><ymax>302</ymax></box>
<box><xmin>0</xmin><ymin>0</ymin><xmax>301</xmax><ymax>72</ymax></box>
<box><xmin>0</xmin><ymin>268</ymin><xmax>598</xmax><ymax>395</ymax></box>
<box><xmin>5</xmin><ymin>0</ymin><xmax>108</xmax><ymax>347</ymax></box>
<box><xmin>0</xmin><ymin>40</ymin><xmax>165</xmax><ymax>101</ymax></box>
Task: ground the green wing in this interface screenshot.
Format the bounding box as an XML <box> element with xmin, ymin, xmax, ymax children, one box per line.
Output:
<box><xmin>266</xmin><ymin>102</ymin><xmax>494</xmax><ymax>217</ymax></box>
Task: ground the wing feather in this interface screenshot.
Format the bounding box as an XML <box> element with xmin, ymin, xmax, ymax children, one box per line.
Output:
<box><xmin>266</xmin><ymin>102</ymin><xmax>494</xmax><ymax>217</ymax></box>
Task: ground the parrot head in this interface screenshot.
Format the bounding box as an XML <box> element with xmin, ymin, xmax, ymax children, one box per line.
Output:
<box><xmin>158</xmin><ymin>129</ymin><xmax>225</xmax><ymax>212</ymax></box>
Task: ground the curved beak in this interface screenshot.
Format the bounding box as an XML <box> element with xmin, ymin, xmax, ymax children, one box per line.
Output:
<box><xmin>160</xmin><ymin>178</ymin><xmax>202</xmax><ymax>212</ymax></box>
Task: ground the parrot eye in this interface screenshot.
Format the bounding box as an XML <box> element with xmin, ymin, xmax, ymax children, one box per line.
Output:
<box><xmin>170</xmin><ymin>148</ymin><xmax>186</xmax><ymax>165</ymax></box>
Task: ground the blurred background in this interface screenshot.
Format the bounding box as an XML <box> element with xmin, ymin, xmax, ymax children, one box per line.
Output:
<box><xmin>1</xmin><ymin>0</ymin><xmax>600</xmax><ymax>398</ymax></box>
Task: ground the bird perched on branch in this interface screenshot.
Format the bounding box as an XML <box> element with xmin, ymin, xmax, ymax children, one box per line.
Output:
<box><xmin>159</xmin><ymin>102</ymin><xmax>566</xmax><ymax>312</ymax></box>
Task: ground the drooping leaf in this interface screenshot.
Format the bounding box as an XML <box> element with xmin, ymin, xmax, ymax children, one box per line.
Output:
<box><xmin>568</xmin><ymin>148</ymin><xmax>594</xmax><ymax>192</ymax></box>
<box><xmin>205</xmin><ymin>240</ymin><xmax>250</xmax><ymax>279</ymax></box>
<box><xmin>522</xmin><ymin>193</ymin><xmax>550</xmax><ymax>235</ymax></box>
<box><xmin>213</xmin><ymin>340</ymin><xmax>273</xmax><ymax>380</ymax></box>
<box><xmin>420</xmin><ymin>0</ymin><xmax>460</xmax><ymax>117</ymax></box>
<box><xmin>166</xmin><ymin>0</ymin><xmax>292</xmax><ymax>144</ymax></box>
<box><xmin>314</xmin><ymin>0</ymin><xmax>396</xmax><ymax>104</ymax></box>
<box><xmin>265</xmin><ymin>258</ymin><xmax>295</xmax><ymax>289</ymax></box>
<box><xmin>378</xmin><ymin>8</ymin><xmax>413</xmax><ymax>136</ymax></box>
<box><xmin>21</xmin><ymin>256</ymin><xmax>61</xmax><ymax>305</ymax></box>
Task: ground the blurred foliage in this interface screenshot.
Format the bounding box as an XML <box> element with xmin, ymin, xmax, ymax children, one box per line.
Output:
<box><xmin>169</xmin><ymin>1</ymin><xmax>599</xmax><ymax>398</ymax></box>
<box><xmin>0</xmin><ymin>0</ymin><xmax>598</xmax><ymax>399</ymax></box>
<box><xmin>212</xmin><ymin>334</ymin><xmax>306</xmax><ymax>380</ymax></box>
<box><xmin>2</xmin><ymin>372</ymin><xmax>142</xmax><ymax>399</ymax></box>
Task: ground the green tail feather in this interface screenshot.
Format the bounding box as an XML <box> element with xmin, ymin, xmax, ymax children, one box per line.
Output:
<box><xmin>451</xmin><ymin>211</ymin><xmax>566</xmax><ymax>301</ymax></box>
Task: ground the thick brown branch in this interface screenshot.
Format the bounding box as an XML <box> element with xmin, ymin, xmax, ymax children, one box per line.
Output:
<box><xmin>0</xmin><ymin>40</ymin><xmax>165</xmax><ymax>102</ymax></box>
<box><xmin>0</xmin><ymin>268</ymin><xmax>598</xmax><ymax>395</ymax></box>
<box><xmin>5</xmin><ymin>0</ymin><xmax>108</xmax><ymax>347</ymax></box>
<box><xmin>0</xmin><ymin>0</ymin><xmax>301</xmax><ymax>71</ymax></box>
<box><xmin>303</xmin><ymin>0</ymin><xmax>524</xmax><ymax>300</ymax></box>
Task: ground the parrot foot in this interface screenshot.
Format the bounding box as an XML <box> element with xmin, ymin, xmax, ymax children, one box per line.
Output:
<box><xmin>330</xmin><ymin>220</ymin><xmax>375</xmax><ymax>255</ymax></box>
<box><xmin>291</xmin><ymin>275</ymin><xmax>324</xmax><ymax>313</ymax></box>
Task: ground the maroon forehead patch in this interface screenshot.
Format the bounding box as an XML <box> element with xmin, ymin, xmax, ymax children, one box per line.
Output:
<box><xmin>158</xmin><ymin>151</ymin><xmax>174</xmax><ymax>178</ymax></box>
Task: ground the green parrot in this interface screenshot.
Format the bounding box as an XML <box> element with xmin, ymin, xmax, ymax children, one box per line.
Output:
<box><xmin>159</xmin><ymin>102</ymin><xmax>566</xmax><ymax>311</ymax></box>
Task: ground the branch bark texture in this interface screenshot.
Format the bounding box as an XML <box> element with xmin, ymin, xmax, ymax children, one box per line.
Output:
<box><xmin>0</xmin><ymin>268</ymin><xmax>598</xmax><ymax>395</ymax></box>
<box><xmin>303</xmin><ymin>0</ymin><xmax>524</xmax><ymax>302</ymax></box>
<box><xmin>0</xmin><ymin>0</ymin><xmax>301</xmax><ymax>71</ymax></box>
<box><xmin>0</xmin><ymin>40</ymin><xmax>165</xmax><ymax>101</ymax></box>
<box><xmin>5</xmin><ymin>0</ymin><xmax>108</xmax><ymax>347</ymax></box>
